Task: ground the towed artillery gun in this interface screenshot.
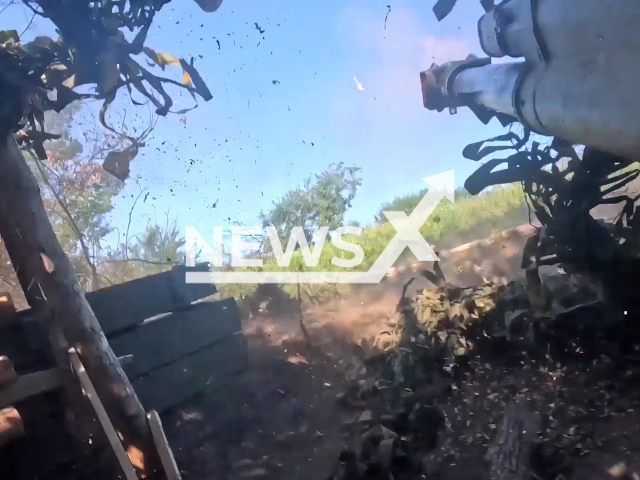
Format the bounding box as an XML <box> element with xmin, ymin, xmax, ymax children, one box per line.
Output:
<box><xmin>422</xmin><ymin>0</ymin><xmax>640</xmax><ymax>163</ymax></box>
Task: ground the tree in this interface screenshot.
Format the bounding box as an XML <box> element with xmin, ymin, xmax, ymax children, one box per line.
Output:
<box><xmin>0</xmin><ymin>1</ymin><xmax>221</xmax><ymax>476</ymax></box>
<box><xmin>103</xmin><ymin>215</ymin><xmax>186</xmax><ymax>284</ymax></box>
<box><xmin>27</xmin><ymin>104</ymin><xmax>156</xmax><ymax>291</ymax></box>
<box><xmin>375</xmin><ymin>188</ymin><xmax>429</xmax><ymax>224</ymax></box>
<box><xmin>374</xmin><ymin>186</ymin><xmax>471</xmax><ymax>223</ymax></box>
<box><xmin>261</xmin><ymin>162</ymin><xmax>362</xmax><ymax>245</ymax></box>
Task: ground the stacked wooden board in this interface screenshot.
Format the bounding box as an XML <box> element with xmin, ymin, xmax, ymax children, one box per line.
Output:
<box><xmin>0</xmin><ymin>264</ymin><xmax>247</xmax><ymax>479</ymax></box>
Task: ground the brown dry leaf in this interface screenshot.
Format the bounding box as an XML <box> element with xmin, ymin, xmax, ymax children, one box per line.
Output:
<box><xmin>142</xmin><ymin>48</ymin><xmax>180</xmax><ymax>68</ymax></box>
<box><xmin>40</xmin><ymin>253</ymin><xmax>55</xmax><ymax>273</ymax></box>
<box><xmin>182</xmin><ymin>70</ymin><xmax>192</xmax><ymax>86</ymax></box>
<box><xmin>155</xmin><ymin>52</ymin><xmax>180</xmax><ymax>66</ymax></box>
<box><xmin>102</xmin><ymin>146</ymin><xmax>138</xmax><ymax>181</ymax></box>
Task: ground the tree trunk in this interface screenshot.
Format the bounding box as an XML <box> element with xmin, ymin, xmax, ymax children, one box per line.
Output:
<box><xmin>0</xmin><ymin>134</ymin><xmax>159</xmax><ymax>477</ymax></box>
<box><xmin>485</xmin><ymin>403</ymin><xmax>540</xmax><ymax>480</ymax></box>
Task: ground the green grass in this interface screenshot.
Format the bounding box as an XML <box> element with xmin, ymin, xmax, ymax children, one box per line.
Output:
<box><xmin>218</xmin><ymin>184</ymin><xmax>526</xmax><ymax>303</ymax></box>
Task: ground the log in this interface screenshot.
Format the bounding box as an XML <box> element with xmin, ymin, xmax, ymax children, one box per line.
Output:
<box><xmin>0</xmin><ymin>406</ymin><xmax>24</xmax><ymax>448</ymax></box>
<box><xmin>0</xmin><ymin>356</ymin><xmax>17</xmax><ymax>387</ymax></box>
<box><xmin>485</xmin><ymin>403</ymin><xmax>540</xmax><ymax>480</ymax></box>
<box><xmin>0</xmin><ymin>134</ymin><xmax>160</xmax><ymax>475</ymax></box>
<box><xmin>0</xmin><ymin>368</ymin><xmax>63</xmax><ymax>408</ymax></box>
<box><xmin>0</xmin><ymin>356</ymin><xmax>139</xmax><ymax>409</ymax></box>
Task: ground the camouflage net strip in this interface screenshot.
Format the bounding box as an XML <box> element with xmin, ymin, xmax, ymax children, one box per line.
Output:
<box><xmin>459</xmin><ymin>131</ymin><xmax>640</xmax><ymax>309</ymax></box>
<box><xmin>1</xmin><ymin>1</ymin><xmax>215</xmax><ymax>179</ymax></box>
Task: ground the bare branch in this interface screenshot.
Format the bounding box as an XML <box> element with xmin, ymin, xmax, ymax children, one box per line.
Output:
<box><xmin>105</xmin><ymin>258</ymin><xmax>179</xmax><ymax>266</ymax></box>
<box><xmin>125</xmin><ymin>188</ymin><xmax>146</xmax><ymax>258</ymax></box>
<box><xmin>0</xmin><ymin>1</ymin><xmax>16</xmax><ymax>16</ymax></box>
<box><xmin>34</xmin><ymin>156</ymin><xmax>101</xmax><ymax>290</ymax></box>
<box><xmin>19</xmin><ymin>11</ymin><xmax>35</xmax><ymax>36</ymax></box>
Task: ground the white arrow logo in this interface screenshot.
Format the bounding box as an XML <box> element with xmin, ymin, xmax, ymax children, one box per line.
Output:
<box><xmin>186</xmin><ymin>170</ymin><xmax>455</xmax><ymax>284</ymax></box>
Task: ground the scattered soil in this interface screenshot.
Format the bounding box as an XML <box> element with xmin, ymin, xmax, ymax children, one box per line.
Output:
<box><xmin>163</xmin><ymin>229</ymin><xmax>640</xmax><ymax>480</ymax></box>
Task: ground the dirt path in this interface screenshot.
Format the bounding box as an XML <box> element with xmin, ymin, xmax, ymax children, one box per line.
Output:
<box><xmin>165</xmin><ymin>296</ymin><xmax>640</xmax><ymax>480</ymax></box>
<box><xmin>162</xmin><ymin>207</ymin><xmax>640</xmax><ymax>480</ymax></box>
<box><xmin>163</xmin><ymin>329</ymin><xmax>355</xmax><ymax>480</ymax></box>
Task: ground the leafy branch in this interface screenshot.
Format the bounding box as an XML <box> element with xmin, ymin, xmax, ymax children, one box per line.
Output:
<box><xmin>1</xmin><ymin>0</ymin><xmax>219</xmax><ymax>179</ymax></box>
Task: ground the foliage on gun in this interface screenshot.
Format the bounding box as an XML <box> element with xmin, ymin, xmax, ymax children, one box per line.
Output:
<box><xmin>463</xmin><ymin>130</ymin><xmax>640</xmax><ymax>305</ymax></box>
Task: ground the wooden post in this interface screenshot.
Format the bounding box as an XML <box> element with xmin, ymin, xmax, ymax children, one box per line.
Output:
<box><xmin>0</xmin><ymin>134</ymin><xmax>160</xmax><ymax>477</ymax></box>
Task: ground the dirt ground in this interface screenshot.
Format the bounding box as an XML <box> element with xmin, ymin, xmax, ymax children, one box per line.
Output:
<box><xmin>161</xmin><ymin>221</ymin><xmax>640</xmax><ymax>480</ymax></box>
<box><xmin>164</xmin><ymin>304</ymin><xmax>640</xmax><ymax>480</ymax></box>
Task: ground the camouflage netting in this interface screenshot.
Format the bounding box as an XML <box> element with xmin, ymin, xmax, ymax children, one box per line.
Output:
<box><xmin>329</xmin><ymin>264</ymin><xmax>640</xmax><ymax>480</ymax></box>
<box><xmin>462</xmin><ymin>133</ymin><xmax>640</xmax><ymax>312</ymax></box>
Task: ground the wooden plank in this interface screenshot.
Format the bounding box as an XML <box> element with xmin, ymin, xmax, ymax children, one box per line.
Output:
<box><xmin>0</xmin><ymin>368</ymin><xmax>63</xmax><ymax>408</ymax></box>
<box><xmin>0</xmin><ymin>354</ymin><xmax>136</xmax><ymax>409</ymax></box>
<box><xmin>16</xmin><ymin>263</ymin><xmax>217</xmax><ymax>338</ymax></box>
<box><xmin>132</xmin><ymin>334</ymin><xmax>248</xmax><ymax>413</ymax></box>
<box><xmin>69</xmin><ymin>348</ymin><xmax>139</xmax><ymax>480</ymax></box>
<box><xmin>87</xmin><ymin>263</ymin><xmax>216</xmax><ymax>336</ymax></box>
<box><xmin>148</xmin><ymin>410</ymin><xmax>182</xmax><ymax>480</ymax></box>
<box><xmin>0</xmin><ymin>317</ymin><xmax>52</xmax><ymax>374</ymax></box>
<box><xmin>109</xmin><ymin>298</ymin><xmax>240</xmax><ymax>379</ymax></box>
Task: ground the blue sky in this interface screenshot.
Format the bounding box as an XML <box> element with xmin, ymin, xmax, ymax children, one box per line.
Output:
<box><xmin>4</xmin><ymin>0</ymin><xmax>509</xmax><ymax>244</ymax></box>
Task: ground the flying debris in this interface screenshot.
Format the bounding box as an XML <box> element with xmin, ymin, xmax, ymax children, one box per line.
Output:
<box><xmin>353</xmin><ymin>76</ymin><xmax>365</xmax><ymax>91</ymax></box>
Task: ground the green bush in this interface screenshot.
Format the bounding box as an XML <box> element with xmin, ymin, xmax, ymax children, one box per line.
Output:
<box><xmin>218</xmin><ymin>184</ymin><xmax>526</xmax><ymax>303</ymax></box>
